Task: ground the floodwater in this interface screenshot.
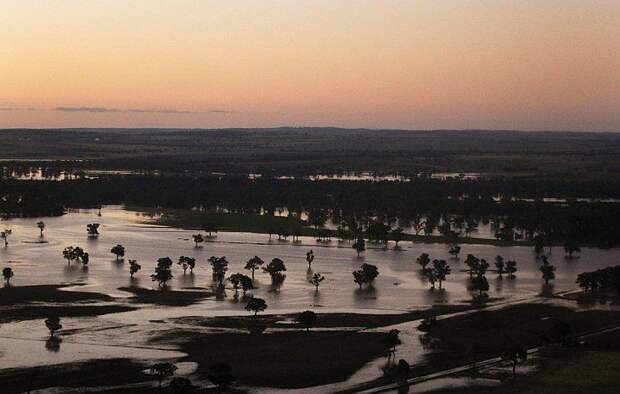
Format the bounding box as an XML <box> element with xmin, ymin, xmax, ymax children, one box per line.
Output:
<box><xmin>1</xmin><ymin>206</ymin><xmax>619</xmax><ymax>391</ymax></box>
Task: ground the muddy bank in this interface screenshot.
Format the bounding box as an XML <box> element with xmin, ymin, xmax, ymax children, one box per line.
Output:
<box><xmin>152</xmin><ymin>329</ymin><xmax>392</xmax><ymax>389</ymax></box>
<box><xmin>118</xmin><ymin>286</ymin><xmax>213</xmax><ymax>306</ymax></box>
<box><xmin>0</xmin><ymin>304</ymin><xmax>135</xmax><ymax>324</ymax></box>
<box><xmin>0</xmin><ymin>284</ymin><xmax>135</xmax><ymax>323</ymax></box>
<box><xmin>0</xmin><ymin>284</ymin><xmax>113</xmax><ymax>305</ymax></box>
<box><xmin>174</xmin><ymin>305</ymin><xmax>471</xmax><ymax>330</ymax></box>
<box><xmin>0</xmin><ymin>358</ymin><xmax>152</xmax><ymax>394</ymax></box>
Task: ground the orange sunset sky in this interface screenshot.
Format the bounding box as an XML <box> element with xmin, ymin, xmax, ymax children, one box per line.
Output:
<box><xmin>1</xmin><ymin>1</ymin><xmax>619</xmax><ymax>131</ymax></box>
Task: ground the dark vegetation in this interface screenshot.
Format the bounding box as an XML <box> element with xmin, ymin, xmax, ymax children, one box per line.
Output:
<box><xmin>118</xmin><ymin>286</ymin><xmax>213</xmax><ymax>307</ymax></box>
<box><xmin>0</xmin><ymin>284</ymin><xmax>134</xmax><ymax>323</ymax></box>
<box><xmin>3</xmin><ymin>175</ymin><xmax>620</xmax><ymax>247</ymax></box>
<box><xmin>0</xmin><ymin>358</ymin><xmax>152</xmax><ymax>394</ymax></box>
<box><xmin>3</xmin><ymin>128</ymin><xmax>620</xmax><ymax>179</ymax></box>
<box><xmin>4</xmin><ymin>129</ymin><xmax>620</xmax><ymax>247</ymax></box>
<box><xmin>153</xmin><ymin>330</ymin><xmax>392</xmax><ymax>389</ymax></box>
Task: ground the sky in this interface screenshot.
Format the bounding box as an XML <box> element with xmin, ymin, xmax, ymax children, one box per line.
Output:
<box><xmin>1</xmin><ymin>1</ymin><xmax>619</xmax><ymax>131</ymax></box>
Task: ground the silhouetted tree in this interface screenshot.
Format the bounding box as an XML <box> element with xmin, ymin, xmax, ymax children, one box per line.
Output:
<box><xmin>192</xmin><ymin>234</ymin><xmax>204</xmax><ymax>247</ymax></box>
<box><xmin>506</xmin><ymin>260</ymin><xmax>518</xmax><ymax>278</ymax></box>
<box><xmin>432</xmin><ymin>259</ymin><xmax>451</xmax><ymax>289</ymax></box>
<box><xmin>263</xmin><ymin>258</ymin><xmax>287</xmax><ymax>285</ymax></box>
<box><xmin>309</xmin><ymin>272</ymin><xmax>325</xmax><ymax>291</ymax></box>
<box><xmin>353</xmin><ymin>237</ymin><xmax>366</xmax><ymax>257</ymax></box>
<box><xmin>177</xmin><ymin>256</ymin><xmax>196</xmax><ymax>274</ymax></box>
<box><xmin>110</xmin><ymin>244</ymin><xmax>125</xmax><ymax>261</ymax></box>
<box><xmin>416</xmin><ymin>253</ymin><xmax>431</xmax><ymax>271</ymax></box>
<box><xmin>37</xmin><ymin>221</ymin><xmax>45</xmax><ymax>237</ymax></box>
<box><xmin>353</xmin><ymin>263</ymin><xmax>379</xmax><ymax>288</ymax></box>
<box><xmin>228</xmin><ymin>273</ymin><xmax>253</xmax><ymax>295</ymax></box>
<box><xmin>495</xmin><ymin>255</ymin><xmax>506</xmax><ymax>277</ymax></box>
<box><xmin>86</xmin><ymin>223</ymin><xmax>100</xmax><ymax>238</ymax></box>
<box><xmin>306</xmin><ymin>250</ymin><xmax>315</xmax><ymax>268</ymax></box>
<box><xmin>1</xmin><ymin>229</ymin><xmax>11</xmax><ymax>247</ymax></box>
<box><xmin>539</xmin><ymin>256</ymin><xmax>556</xmax><ymax>285</ymax></box>
<box><xmin>448</xmin><ymin>244</ymin><xmax>461</xmax><ymax>258</ymax></box>
<box><xmin>2</xmin><ymin>267</ymin><xmax>14</xmax><ymax>285</ymax></box>
<box><xmin>129</xmin><ymin>259</ymin><xmax>141</xmax><ymax>277</ymax></box>
<box><xmin>245</xmin><ymin>297</ymin><xmax>267</xmax><ymax>316</ymax></box>
<box><xmin>297</xmin><ymin>310</ymin><xmax>317</xmax><ymax>332</ymax></box>
<box><xmin>151</xmin><ymin>257</ymin><xmax>173</xmax><ymax>287</ymax></box>
<box><xmin>209</xmin><ymin>256</ymin><xmax>229</xmax><ymax>286</ymax></box>
<box><xmin>244</xmin><ymin>256</ymin><xmax>264</xmax><ymax>280</ymax></box>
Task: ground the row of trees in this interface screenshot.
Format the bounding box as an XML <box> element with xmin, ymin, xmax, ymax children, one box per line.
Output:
<box><xmin>3</xmin><ymin>175</ymin><xmax>620</xmax><ymax>248</ymax></box>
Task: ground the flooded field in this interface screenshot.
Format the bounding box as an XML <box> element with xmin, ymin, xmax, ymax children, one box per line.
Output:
<box><xmin>1</xmin><ymin>206</ymin><xmax>618</xmax><ymax>391</ymax></box>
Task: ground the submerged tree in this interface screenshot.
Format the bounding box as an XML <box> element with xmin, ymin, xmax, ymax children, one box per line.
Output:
<box><xmin>448</xmin><ymin>244</ymin><xmax>461</xmax><ymax>258</ymax></box>
<box><xmin>192</xmin><ymin>233</ymin><xmax>204</xmax><ymax>248</ymax></box>
<box><xmin>129</xmin><ymin>259</ymin><xmax>141</xmax><ymax>278</ymax></box>
<box><xmin>209</xmin><ymin>256</ymin><xmax>229</xmax><ymax>286</ymax></box>
<box><xmin>86</xmin><ymin>223</ymin><xmax>100</xmax><ymax>238</ymax></box>
<box><xmin>353</xmin><ymin>263</ymin><xmax>379</xmax><ymax>288</ymax></box>
<box><xmin>228</xmin><ymin>273</ymin><xmax>254</xmax><ymax>295</ymax></box>
<box><xmin>306</xmin><ymin>250</ymin><xmax>315</xmax><ymax>268</ymax></box>
<box><xmin>263</xmin><ymin>258</ymin><xmax>287</xmax><ymax>285</ymax></box>
<box><xmin>245</xmin><ymin>297</ymin><xmax>267</xmax><ymax>316</ymax></box>
<box><xmin>151</xmin><ymin>257</ymin><xmax>173</xmax><ymax>287</ymax></box>
<box><xmin>1</xmin><ymin>229</ymin><xmax>12</xmax><ymax>247</ymax></box>
<box><xmin>37</xmin><ymin>221</ymin><xmax>46</xmax><ymax>237</ymax></box>
<box><xmin>506</xmin><ymin>260</ymin><xmax>518</xmax><ymax>278</ymax></box>
<box><xmin>244</xmin><ymin>256</ymin><xmax>264</xmax><ymax>280</ymax></box>
<box><xmin>177</xmin><ymin>256</ymin><xmax>196</xmax><ymax>274</ymax></box>
<box><xmin>431</xmin><ymin>259</ymin><xmax>451</xmax><ymax>289</ymax></box>
<box><xmin>309</xmin><ymin>272</ymin><xmax>325</xmax><ymax>291</ymax></box>
<box><xmin>416</xmin><ymin>253</ymin><xmax>431</xmax><ymax>271</ymax></box>
<box><xmin>110</xmin><ymin>244</ymin><xmax>125</xmax><ymax>261</ymax></box>
<box><xmin>494</xmin><ymin>255</ymin><xmax>506</xmax><ymax>277</ymax></box>
<box><xmin>353</xmin><ymin>237</ymin><xmax>366</xmax><ymax>257</ymax></box>
<box><xmin>2</xmin><ymin>267</ymin><xmax>14</xmax><ymax>285</ymax></box>
<box><xmin>539</xmin><ymin>256</ymin><xmax>556</xmax><ymax>285</ymax></box>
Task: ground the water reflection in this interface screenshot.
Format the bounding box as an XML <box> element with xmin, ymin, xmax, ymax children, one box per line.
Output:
<box><xmin>540</xmin><ymin>283</ymin><xmax>555</xmax><ymax>297</ymax></box>
<box><xmin>45</xmin><ymin>336</ymin><xmax>62</xmax><ymax>352</ymax></box>
<box><xmin>179</xmin><ymin>273</ymin><xmax>195</xmax><ymax>288</ymax></box>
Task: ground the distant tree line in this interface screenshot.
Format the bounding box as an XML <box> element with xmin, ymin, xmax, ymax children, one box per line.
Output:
<box><xmin>3</xmin><ymin>176</ymin><xmax>620</xmax><ymax>246</ymax></box>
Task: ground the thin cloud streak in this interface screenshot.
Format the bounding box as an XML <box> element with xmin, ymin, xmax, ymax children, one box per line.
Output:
<box><xmin>53</xmin><ymin>106</ymin><xmax>233</xmax><ymax>114</ymax></box>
